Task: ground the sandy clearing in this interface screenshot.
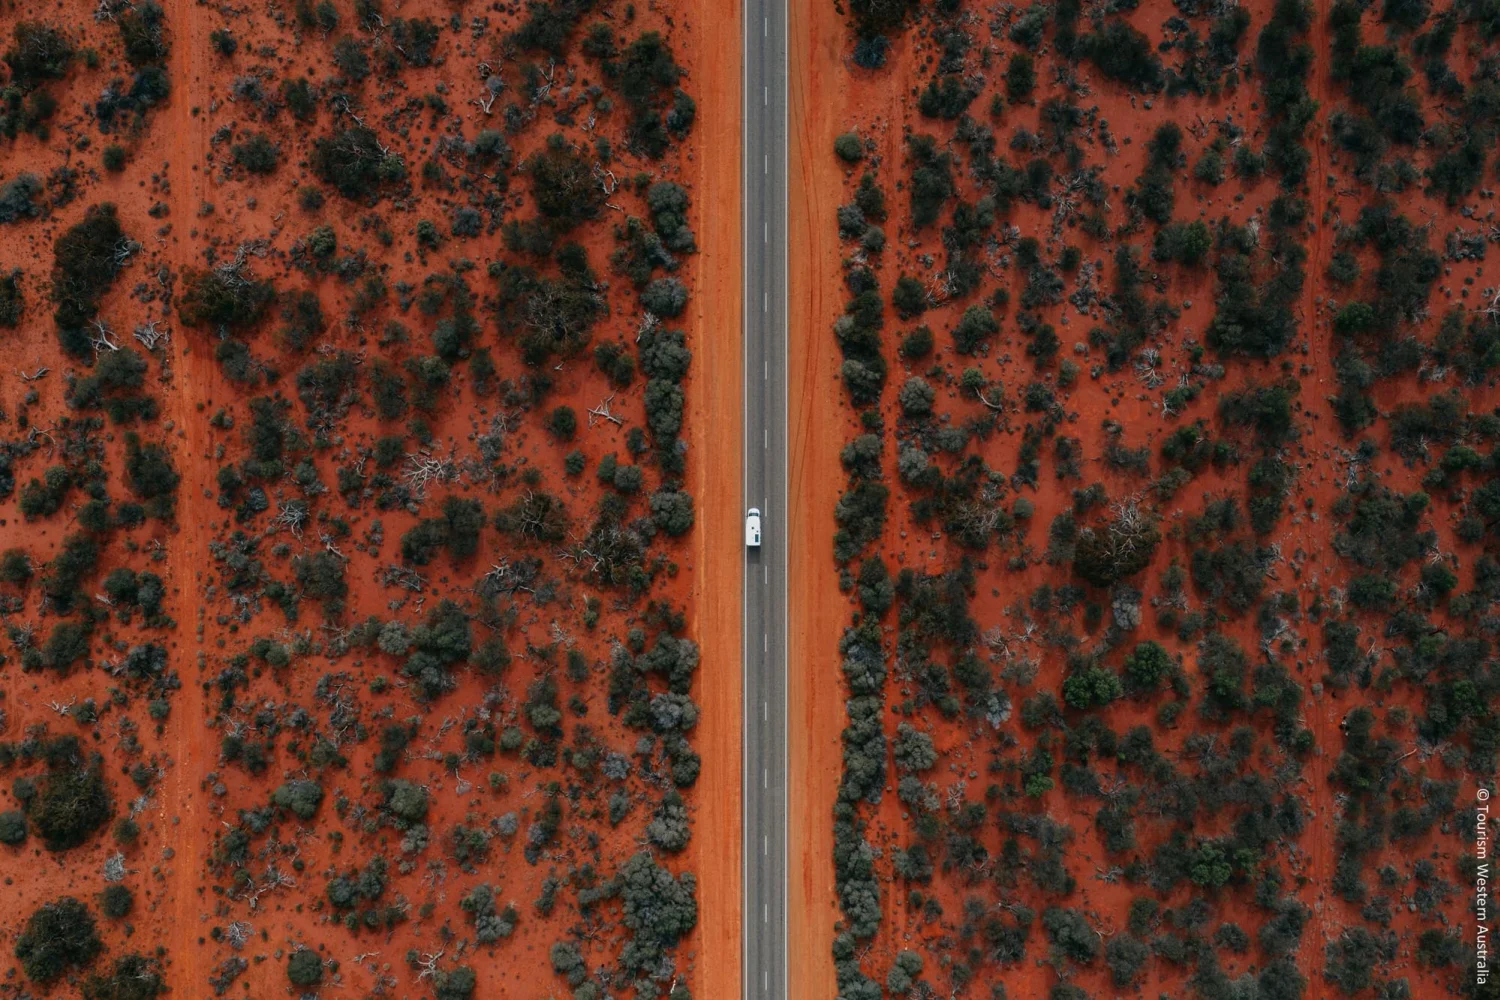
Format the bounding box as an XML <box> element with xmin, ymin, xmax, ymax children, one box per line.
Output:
<box><xmin>788</xmin><ymin>2</ymin><xmax>848</xmax><ymax>997</ymax></box>
<box><xmin>680</xmin><ymin>0</ymin><xmax>744</xmax><ymax>993</ymax></box>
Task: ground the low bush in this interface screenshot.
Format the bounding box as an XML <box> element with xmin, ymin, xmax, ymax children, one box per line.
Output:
<box><xmin>14</xmin><ymin>897</ymin><xmax>102</xmax><ymax>983</ymax></box>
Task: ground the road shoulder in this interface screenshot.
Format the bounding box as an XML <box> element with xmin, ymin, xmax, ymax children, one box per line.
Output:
<box><xmin>682</xmin><ymin>0</ymin><xmax>744</xmax><ymax>994</ymax></box>
<box><xmin>788</xmin><ymin>1</ymin><xmax>847</xmax><ymax>997</ymax></box>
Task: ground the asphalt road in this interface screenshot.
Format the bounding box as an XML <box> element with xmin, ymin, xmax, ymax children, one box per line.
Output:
<box><xmin>743</xmin><ymin>0</ymin><xmax>788</xmax><ymax>996</ymax></box>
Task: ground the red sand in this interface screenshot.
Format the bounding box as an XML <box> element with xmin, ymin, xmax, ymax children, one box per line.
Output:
<box><xmin>788</xmin><ymin>0</ymin><xmax>850</xmax><ymax>995</ymax></box>
<box><xmin>679</xmin><ymin>0</ymin><xmax>745</xmax><ymax>992</ymax></box>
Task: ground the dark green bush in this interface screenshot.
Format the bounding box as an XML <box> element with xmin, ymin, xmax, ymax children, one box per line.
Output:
<box><xmin>51</xmin><ymin>204</ymin><xmax>129</xmax><ymax>355</ymax></box>
<box><xmin>525</xmin><ymin>133</ymin><xmax>605</xmax><ymax>230</ymax></box>
<box><xmin>231</xmin><ymin>132</ymin><xmax>279</xmax><ymax>174</ymax></box>
<box><xmin>27</xmin><ymin>752</ymin><xmax>112</xmax><ymax>851</ymax></box>
<box><xmin>286</xmin><ymin>948</ymin><xmax>323</xmax><ymax>986</ymax></box>
<box><xmin>1153</xmin><ymin>221</ymin><xmax>1212</xmax><ymax>265</ymax></box>
<box><xmin>4</xmin><ymin>23</ymin><xmax>75</xmax><ymax>90</ymax></box>
<box><xmin>0</xmin><ymin>174</ymin><xmax>44</xmax><ymax>223</ymax></box>
<box><xmin>1079</xmin><ymin>20</ymin><xmax>1164</xmax><ymax>90</ymax></box>
<box><xmin>99</xmin><ymin>884</ymin><xmax>133</xmax><ymax>919</ymax></box>
<box><xmin>0</xmin><ymin>269</ymin><xmax>23</xmax><ymax>326</ymax></box>
<box><xmin>118</xmin><ymin>0</ymin><xmax>169</xmax><ymax>65</ymax></box>
<box><xmin>14</xmin><ymin>897</ymin><xmax>101</xmax><ymax>983</ymax></box>
<box><xmin>271</xmin><ymin>778</ymin><xmax>324</xmax><ymax>819</ymax></box>
<box><xmin>1006</xmin><ymin>51</ymin><xmax>1036</xmax><ymax>99</ymax></box>
<box><xmin>311</xmin><ymin>125</ymin><xmax>405</xmax><ymax>199</ymax></box>
<box><xmin>178</xmin><ymin>264</ymin><xmax>275</xmax><ymax>332</ymax></box>
<box><xmin>0</xmin><ymin>808</ymin><xmax>27</xmax><ymax>844</ymax></box>
<box><xmin>82</xmin><ymin>953</ymin><xmax>167</xmax><ymax>1000</ymax></box>
<box><xmin>1062</xmin><ymin>665</ymin><xmax>1123</xmax><ymax>709</ymax></box>
<box><xmin>281</xmin><ymin>77</ymin><xmax>317</xmax><ymax>120</ymax></box>
<box><xmin>650</xmin><ymin>488</ymin><xmax>695</xmax><ymax>537</ymax></box>
<box><xmin>548</xmin><ymin>405</ymin><xmax>577</xmax><ymax>440</ymax></box>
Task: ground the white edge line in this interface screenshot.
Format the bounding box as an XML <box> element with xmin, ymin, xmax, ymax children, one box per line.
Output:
<box><xmin>779</xmin><ymin>0</ymin><xmax>790</xmax><ymax>996</ymax></box>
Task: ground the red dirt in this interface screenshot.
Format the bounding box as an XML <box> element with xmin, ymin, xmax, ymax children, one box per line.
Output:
<box><xmin>159</xmin><ymin>0</ymin><xmax>215</xmax><ymax>988</ymax></box>
<box><xmin>678</xmin><ymin>0</ymin><xmax>744</xmax><ymax>992</ymax></box>
<box><xmin>788</xmin><ymin>0</ymin><xmax>850</xmax><ymax>996</ymax></box>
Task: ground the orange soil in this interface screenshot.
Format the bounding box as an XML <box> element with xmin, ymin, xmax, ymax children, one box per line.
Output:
<box><xmin>678</xmin><ymin>0</ymin><xmax>744</xmax><ymax>993</ymax></box>
<box><xmin>787</xmin><ymin>1</ymin><xmax>848</xmax><ymax>996</ymax></box>
<box><xmin>159</xmin><ymin>0</ymin><xmax>215</xmax><ymax>989</ymax></box>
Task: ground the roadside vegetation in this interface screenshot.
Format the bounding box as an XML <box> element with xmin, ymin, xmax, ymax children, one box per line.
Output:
<box><xmin>0</xmin><ymin>1</ymin><xmax>707</xmax><ymax>996</ymax></box>
<box><xmin>826</xmin><ymin>0</ymin><xmax>1492</xmax><ymax>996</ymax></box>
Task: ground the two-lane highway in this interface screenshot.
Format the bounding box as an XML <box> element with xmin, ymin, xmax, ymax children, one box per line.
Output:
<box><xmin>743</xmin><ymin>0</ymin><xmax>787</xmax><ymax>996</ymax></box>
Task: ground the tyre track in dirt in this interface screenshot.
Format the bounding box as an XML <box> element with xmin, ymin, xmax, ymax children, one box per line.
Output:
<box><xmin>161</xmin><ymin>3</ymin><xmax>215</xmax><ymax>991</ymax></box>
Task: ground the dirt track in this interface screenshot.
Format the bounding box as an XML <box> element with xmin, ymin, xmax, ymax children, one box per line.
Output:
<box><xmin>161</xmin><ymin>0</ymin><xmax>213</xmax><ymax>988</ymax></box>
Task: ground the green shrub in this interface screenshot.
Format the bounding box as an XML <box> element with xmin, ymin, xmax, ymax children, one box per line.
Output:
<box><xmin>433</xmin><ymin>966</ymin><xmax>476</xmax><ymax>1000</ymax></box>
<box><xmin>4</xmin><ymin>23</ymin><xmax>75</xmax><ymax>90</ymax></box>
<box><xmin>286</xmin><ymin>948</ymin><xmax>322</xmax><ymax>986</ymax></box>
<box><xmin>19</xmin><ymin>465</ymin><xmax>72</xmax><ymax>519</ymax></box>
<box><xmin>282</xmin><ymin>77</ymin><xmax>317</xmax><ymax>120</ymax></box>
<box><xmin>1073</xmin><ymin>508</ymin><xmax>1161</xmax><ymax>587</ymax></box>
<box><xmin>28</xmin><ymin>755</ymin><xmax>112</xmax><ymax>851</ymax></box>
<box><xmin>1123</xmin><ymin>640</ymin><xmax>1172</xmax><ymax>693</ymax></box>
<box><xmin>278</xmin><ymin>289</ymin><xmax>324</xmax><ymax>350</ymax></box>
<box><xmin>641</xmin><ymin>277</ymin><xmax>688</xmax><ymax>317</ymax></box>
<box><xmin>1006</xmin><ymin>51</ymin><xmax>1036</xmax><ymax>99</ymax></box>
<box><xmin>1079</xmin><ymin>20</ymin><xmax>1164</xmax><ymax>90</ymax></box>
<box><xmin>178</xmin><ymin>265</ymin><xmax>275</xmax><ymax>331</ymax></box>
<box><xmin>1153</xmin><ymin>221</ymin><xmax>1212</xmax><ymax>265</ymax></box>
<box><xmin>951</xmin><ymin>304</ymin><xmax>998</xmax><ymax>354</ymax></box>
<box><xmin>331</xmin><ymin>35</ymin><xmax>368</xmax><ymax>80</ymax></box>
<box><xmin>42</xmin><ymin>620</ymin><xmax>92</xmax><ymax>672</ymax></box>
<box><xmin>0</xmin><ymin>174</ymin><xmax>44</xmax><ymax>224</ymax></box>
<box><xmin>51</xmin><ymin>203</ymin><xmax>129</xmax><ymax>354</ymax></box>
<box><xmin>0</xmin><ymin>809</ymin><xmax>27</xmax><ymax>844</ymax></box>
<box><xmin>1062</xmin><ymin>665</ymin><xmax>1123</xmax><ymax>709</ymax></box>
<box><xmin>899</xmin><ymin>326</ymin><xmax>933</xmax><ymax>358</ymax></box>
<box><xmin>0</xmin><ymin>269</ymin><xmax>23</xmax><ymax>326</ymax></box>
<box><xmin>650</xmin><ymin>488</ymin><xmax>695</xmax><ymax>537</ymax></box>
<box><xmin>311</xmin><ymin>125</ymin><xmax>405</xmax><ymax>199</ymax></box>
<box><xmin>124</xmin><ymin>434</ymin><xmax>179</xmax><ymax>517</ymax></box>
<box><xmin>118</xmin><ymin>0</ymin><xmax>169</xmax><ymax>65</ymax></box>
<box><xmin>525</xmin><ymin>133</ymin><xmax>606</xmax><ymax>230</ymax></box>
<box><xmin>548</xmin><ymin>405</ymin><xmax>577</xmax><ymax>440</ymax></box>
<box><xmin>99</xmin><ymin>884</ymin><xmax>133</xmax><ymax>919</ymax></box>
<box><xmin>231</xmin><ymin>132</ymin><xmax>279</xmax><ymax>174</ymax></box>
<box><xmin>833</xmin><ymin>132</ymin><xmax>864</xmax><ymax>162</ymax></box>
<box><xmin>271</xmin><ymin>778</ymin><xmax>324</xmax><ymax>819</ymax></box>
<box><xmin>82</xmin><ymin>953</ymin><xmax>166</xmax><ymax>1000</ymax></box>
<box><xmin>14</xmin><ymin>897</ymin><xmax>102</xmax><ymax>983</ymax></box>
